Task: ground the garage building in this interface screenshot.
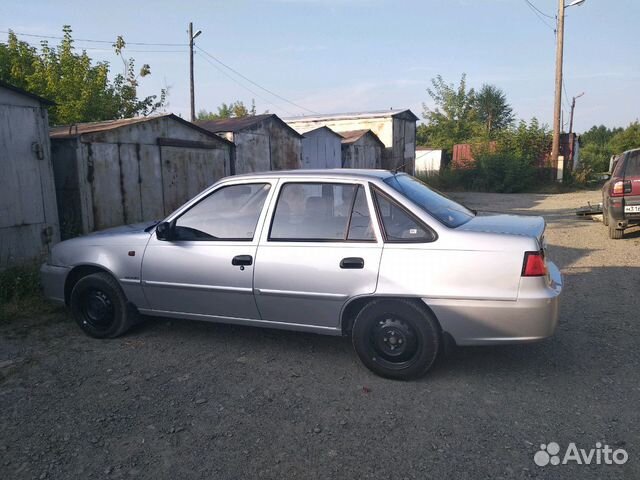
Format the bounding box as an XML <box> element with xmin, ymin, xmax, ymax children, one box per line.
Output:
<box><xmin>50</xmin><ymin>114</ymin><xmax>233</xmax><ymax>237</ymax></box>
<box><xmin>285</xmin><ymin>109</ymin><xmax>418</xmax><ymax>172</ymax></box>
<box><xmin>0</xmin><ymin>81</ymin><xmax>59</xmax><ymax>267</ymax></box>
<box><xmin>197</xmin><ymin>114</ymin><xmax>302</xmax><ymax>174</ymax></box>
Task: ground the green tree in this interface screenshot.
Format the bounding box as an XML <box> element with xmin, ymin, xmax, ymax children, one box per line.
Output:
<box><xmin>579</xmin><ymin>125</ymin><xmax>620</xmax><ymax>172</ymax></box>
<box><xmin>0</xmin><ymin>26</ymin><xmax>166</xmax><ymax>125</ymax></box>
<box><xmin>610</xmin><ymin>121</ymin><xmax>640</xmax><ymax>155</ymax></box>
<box><xmin>474</xmin><ymin>84</ymin><xmax>514</xmax><ymax>137</ymax></box>
<box><xmin>420</xmin><ymin>74</ymin><xmax>480</xmax><ymax>152</ymax></box>
<box><xmin>197</xmin><ymin>99</ymin><xmax>257</xmax><ymax>120</ymax></box>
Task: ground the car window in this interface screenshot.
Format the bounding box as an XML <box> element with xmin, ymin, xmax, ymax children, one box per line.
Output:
<box><xmin>173</xmin><ymin>183</ymin><xmax>270</xmax><ymax>241</ymax></box>
<box><xmin>384</xmin><ymin>174</ymin><xmax>474</xmax><ymax>228</ymax></box>
<box><xmin>373</xmin><ymin>189</ymin><xmax>435</xmax><ymax>242</ymax></box>
<box><xmin>270</xmin><ymin>183</ymin><xmax>375</xmax><ymax>241</ymax></box>
<box><xmin>624</xmin><ymin>151</ymin><xmax>640</xmax><ymax>177</ymax></box>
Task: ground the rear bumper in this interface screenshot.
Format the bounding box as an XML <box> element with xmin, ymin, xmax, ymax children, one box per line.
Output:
<box><xmin>607</xmin><ymin>196</ymin><xmax>640</xmax><ymax>226</ymax></box>
<box><xmin>424</xmin><ymin>261</ymin><xmax>563</xmax><ymax>346</ymax></box>
<box><xmin>40</xmin><ymin>263</ymin><xmax>70</xmax><ymax>304</ymax></box>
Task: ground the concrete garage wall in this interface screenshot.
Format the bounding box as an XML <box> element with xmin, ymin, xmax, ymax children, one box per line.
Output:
<box><xmin>0</xmin><ymin>83</ymin><xmax>59</xmax><ymax>267</ymax></box>
<box><xmin>51</xmin><ymin>115</ymin><xmax>232</xmax><ymax>236</ymax></box>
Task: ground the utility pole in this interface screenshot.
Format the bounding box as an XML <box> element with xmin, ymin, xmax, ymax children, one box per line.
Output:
<box><xmin>550</xmin><ymin>0</ymin><xmax>565</xmax><ymax>163</ymax></box>
<box><xmin>188</xmin><ymin>23</ymin><xmax>202</xmax><ymax>122</ymax></box>
<box><xmin>568</xmin><ymin>92</ymin><xmax>585</xmax><ymax>133</ymax></box>
<box><xmin>189</xmin><ymin>22</ymin><xmax>195</xmax><ymax>122</ymax></box>
<box><xmin>551</xmin><ymin>0</ymin><xmax>585</xmax><ymax>161</ymax></box>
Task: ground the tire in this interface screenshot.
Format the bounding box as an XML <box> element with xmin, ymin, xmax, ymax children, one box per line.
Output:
<box><xmin>351</xmin><ymin>299</ymin><xmax>440</xmax><ymax>380</ymax></box>
<box><xmin>603</xmin><ymin>204</ymin><xmax>609</xmax><ymax>226</ymax></box>
<box><xmin>70</xmin><ymin>272</ymin><xmax>135</xmax><ymax>338</ymax></box>
<box><xmin>608</xmin><ymin>226</ymin><xmax>624</xmax><ymax>240</ymax></box>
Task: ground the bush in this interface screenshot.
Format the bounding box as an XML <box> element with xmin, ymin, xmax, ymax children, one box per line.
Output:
<box><xmin>0</xmin><ymin>265</ymin><xmax>40</xmax><ymax>304</ymax></box>
<box><xmin>420</xmin><ymin>153</ymin><xmax>535</xmax><ymax>193</ymax></box>
<box><xmin>474</xmin><ymin>152</ymin><xmax>535</xmax><ymax>193</ymax></box>
<box><xmin>0</xmin><ymin>264</ymin><xmax>53</xmax><ymax>321</ymax></box>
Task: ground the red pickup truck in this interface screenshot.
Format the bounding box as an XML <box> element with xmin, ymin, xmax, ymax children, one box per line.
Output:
<box><xmin>602</xmin><ymin>148</ymin><xmax>640</xmax><ymax>239</ymax></box>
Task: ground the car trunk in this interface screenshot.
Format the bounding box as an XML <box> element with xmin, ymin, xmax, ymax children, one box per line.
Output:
<box><xmin>458</xmin><ymin>214</ymin><xmax>545</xmax><ymax>246</ymax></box>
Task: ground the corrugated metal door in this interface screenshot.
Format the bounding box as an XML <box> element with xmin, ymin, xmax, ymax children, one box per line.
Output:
<box><xmin>0</xmin><ymin>105</ymin><xmax>58</xmax><ymax>265</ymax></box>
<box><xmin>160</xmin><ymin>145</ymin><xmax>228</xmax><ymax>215</ymax></box>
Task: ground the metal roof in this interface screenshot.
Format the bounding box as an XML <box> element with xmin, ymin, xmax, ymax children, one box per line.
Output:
<box><xmin>0</xmin><ymin>80</ymin><xmax>55</xmax><ymax>105</ymax></box>
<box><xmin>283</xmin><ymin>109</ymin><xmax>419</xmax><ymax>123</ymax></box>
<box><xmin>338</xmin><ymin>129</ymin><xmax>385</xmax><ymax>147</ymax></box>
<box><xmin>229</xmin><ymin>168</ymin><xmax>394</xmax><ymax>181</ymax></box>
<box><xmin>49</xmin><ymin>113</ymin><xmax>233</xmax><ymax>145</ymax></box>
<box><xmin>196</xmin><ymin>114</ymin><xmax>303</xmax><ymax>137</ymax></box>
<box><xmin>302</xmin><ymin>126</ymin><xmax>343</xmax><ymax>138</ymax></box>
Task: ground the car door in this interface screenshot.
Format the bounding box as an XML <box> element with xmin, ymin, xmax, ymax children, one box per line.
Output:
<box><xmin>141</xmin><ymin>181</ymin><xmax>274</xmax><ymax>319</ymax></box>
<box><xmin>253</xmin><ymin>180</ymin><xmax>383</xmax><ymax>328</ymax></box>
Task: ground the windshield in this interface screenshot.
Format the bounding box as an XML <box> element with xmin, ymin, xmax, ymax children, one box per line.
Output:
<box><xmin>383</xmin><ymin>174</ymin><xmax>475</xmax><ymax>228</ymax></box>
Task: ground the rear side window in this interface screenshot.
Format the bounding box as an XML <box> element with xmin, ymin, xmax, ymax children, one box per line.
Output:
<box><xmin>174</xmin><ymin>183</ymin><xmax>270</xmax><ymax>241</ymax></box>
<box><xmin>373</xmin><ymin>189</ymin><xmax>435</xmax><ymax>243</ymax></box>
<box><xmin>269</xmin><ymin>183</ymin><xmax>375</xmax><ymax>241</ymax></box>
<box><xmin>624</xmin><ymin>151</ymin><xmax>640</xmax><ymax>177</ymax></box>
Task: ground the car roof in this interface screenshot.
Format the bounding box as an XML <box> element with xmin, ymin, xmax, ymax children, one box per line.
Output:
<box><xmin>229</xmin><ymin>169</ymin><xmax>397</xmax><ymax>181</ymax></box>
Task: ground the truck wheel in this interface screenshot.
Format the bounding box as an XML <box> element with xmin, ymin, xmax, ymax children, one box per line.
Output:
<box><xmin>608</xmin><ymin>226</ymin><xmax>624</xmax><ymax>240</ymax></box>
<box><xmin>70</xmin><ymin>272</ymin><xmax>135</xmax><ymax>338</ymax></box>
<box><xmin>352</xmin><ymin>299</ymin><xmax>440</xmax><ymax>380</ymax></box>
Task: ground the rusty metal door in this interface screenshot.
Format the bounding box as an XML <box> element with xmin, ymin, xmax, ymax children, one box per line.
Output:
<box><xmin>160</xmin><ymin>143</ymin><xmax>229</xmax><ymax>215</ymax></box>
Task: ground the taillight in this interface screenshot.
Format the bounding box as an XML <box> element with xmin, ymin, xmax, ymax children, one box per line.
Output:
<box><xmin>522</xmin><ymin>251</ymin><xmax>547</xmax><ymax>277</ymax></box>
<box><xmin>611</xmin><ymin>180</ymin><xmax>632</xmax><ymax>196</ymax></box>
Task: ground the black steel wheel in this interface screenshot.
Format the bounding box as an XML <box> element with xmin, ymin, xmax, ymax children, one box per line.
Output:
<box><xmin>70</xmin><ymin>272</ymin><xmax>134</xmax><ymax>338</ymax></box>
<box><xmin>352</xmin><ymin>299</ymin><xmax>440</xmax><ymax>380</ymax></box>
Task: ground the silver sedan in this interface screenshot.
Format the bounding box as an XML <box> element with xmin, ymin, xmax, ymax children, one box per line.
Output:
<box><xmin>41</xmin><ymin>170</ymin><xmax>562</xmax><ymax>379</ymax></box>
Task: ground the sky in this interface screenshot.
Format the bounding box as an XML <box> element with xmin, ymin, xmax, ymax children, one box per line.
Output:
<box><xmin>1</xmin><ymin>0</ymin><xmax>638</xmax><ymax>132</ymax></box>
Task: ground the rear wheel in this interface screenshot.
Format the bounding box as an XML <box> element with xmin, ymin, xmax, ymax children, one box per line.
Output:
<box><xmin>70</xmin><ymin>272</ymin><xmax>135</xmax><ymax>338</ymax></box>
<box><xmin>352</xmin><ymin>299</ymin><xmax>440</xmax><ymax>380</ymax></box>
<box><xmin>603</xmin><ymin>204</ymin><xmax>609</xmax><ymax>226</ymax></box>
<box><xmin>609</xmin><ymin>226</ymin><xmax>624</xmax><ymax>240</ymax></box>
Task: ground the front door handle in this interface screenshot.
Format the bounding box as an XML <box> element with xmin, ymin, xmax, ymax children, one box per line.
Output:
<box><xmin>340</xmin><ymin>257</ymin><xmax>364</xmax><ymax>269</ymax></box>
<box><xmin>232</xmin><ymin>255</ymin><xmax>253</xmax><ymax>266</ymax></box>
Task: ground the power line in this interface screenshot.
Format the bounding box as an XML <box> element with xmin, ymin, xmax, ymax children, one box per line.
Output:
<box><xmin>196</xmin><ymin>51</ymin><xmax>296</xmax><ymax>116</ymax></box>
<box><xmin>562</xmin><ymin>80</ymin><xmax>571</xmax><ymax>110</ymax></box>
<box><xmin>195</xmin><ymin>45</ymin><xmax>318</xmax><ymax>115</ymax></box>
<box><xmin>523</xmin><ymin>0</ymin><xmax>555</xmax><ymax>19</ymax></box>
<box><xmin>0</xmin><ymin>29</ymin><xmax>187</xmax><ymax>47</ymax></box>
<box><xmin>522</xmin><ymin>1</ymin><xmax>556</xmax><ymax>32</ymax></box>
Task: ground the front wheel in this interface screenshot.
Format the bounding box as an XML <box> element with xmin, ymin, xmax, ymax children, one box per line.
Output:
<box><xmin>351</xmin><ymin>299</ymin><xmax>440</xmax><ymax>380</ymax></box>
<box><xmin>70</xmin><ymin>272</ymin><xmax>135</xmax><ymax>338</ymax></box>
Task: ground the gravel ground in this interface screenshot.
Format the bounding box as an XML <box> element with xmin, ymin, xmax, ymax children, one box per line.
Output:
<box><xmin>1</xmin><ymin>189</ymin><xmax>639</xmax><ymax>479</ymax></box>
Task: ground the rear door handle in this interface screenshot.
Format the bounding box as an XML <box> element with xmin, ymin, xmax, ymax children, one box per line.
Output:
<box><xmin>232</xmin><ymin>255</ymin><xmax>253</xmax><ymax>266</ymax></box>
<box><xmin>340</xmin><ymin>257</ymin><xmax>364</xmax><ymax>269</ymax></box>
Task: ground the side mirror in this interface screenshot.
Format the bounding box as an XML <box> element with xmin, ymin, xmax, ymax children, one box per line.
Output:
<box><xmin>155</xmin><ymin>221</ymin><xmax>174</xmax><ymax>241</ymax></box>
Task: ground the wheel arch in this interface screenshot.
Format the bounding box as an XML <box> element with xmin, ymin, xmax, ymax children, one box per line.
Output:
<box><xmin>340</xmin><ymin>295</ymin><xmax>444</xmax><ymax>336</ymax></box>
<box><xmin>64</xmin><ymin>264</ymin><xmax>117</xmax><ymax>305</ymax></box>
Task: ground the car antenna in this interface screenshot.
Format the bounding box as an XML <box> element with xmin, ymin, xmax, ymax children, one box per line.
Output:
<box><xmin>392</xmin><ymin>163</ymin><xmax>408</xmax><ymax>174</ymax></box>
